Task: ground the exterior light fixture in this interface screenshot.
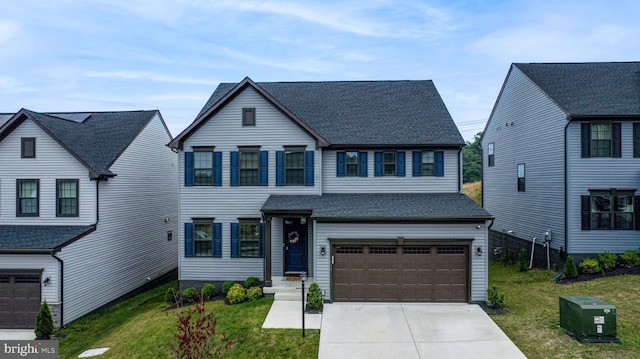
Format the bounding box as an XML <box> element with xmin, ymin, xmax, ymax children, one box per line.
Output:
<box><xmin>476</xmin><ymin>246</ymin><xmax>483</xmax><ymax>256</ymax></box>
<box><xmin>320</xmin><ymin>247</ymin><xmax>326</xmax><ymax>256</ymax></box>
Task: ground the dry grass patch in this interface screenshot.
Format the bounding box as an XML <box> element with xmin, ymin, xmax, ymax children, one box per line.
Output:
<box><xmin>463</xmin><ymin>181</ymin><xmax>482</xmax><ymax>205</ymax></box>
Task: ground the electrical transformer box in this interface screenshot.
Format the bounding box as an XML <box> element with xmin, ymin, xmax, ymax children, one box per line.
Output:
<box><xmin>559</xmin><ymin>296</ymin><xmax>619</xmax><ymax>343</ymax></box>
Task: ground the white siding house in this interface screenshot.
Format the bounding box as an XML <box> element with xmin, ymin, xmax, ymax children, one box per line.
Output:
<box><xmin>170</xmin><ymin>77</ymin><xmax>492</xmax><ymax>304</ymax></box>
<box><xmin>0</xmin><ymin>109</ymin><xmax>178</xmax><ymax>328</ymax></box>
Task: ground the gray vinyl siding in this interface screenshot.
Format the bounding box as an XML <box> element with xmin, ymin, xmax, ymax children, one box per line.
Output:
<box><xmin>58</xmin><ymin>115</ymin><xmax>178</xmax><ymax>324</ymax></box>
<box><xmin>483</xmin><ymin>66</ymin><xmax>566</xmax><ymax>250</ymax></box>
<box><xmin>179</xmin><ymin>87</ymin><xmax>320</xmax><ymax>282</ymax></box>
<box><xmin>0</xmin><ymin>254</ymin><xmax>59</xmax><ymax>303</ymax></box>
<box><xmin>314</xmin><ymin>222</ymin><xmax>488</xmax><ymax>302</ymax></box>
<box><xmin>0</xmin><ymin>119</ymin><xmax>96</xmax><ymax>224</ymax></box>
<box><xmin>322</xmin><ymin>149</ymin><xmax>460</xmax><ymax>193</ymax></box>
<box><xmin>566</xmin><ymin>121</ymin><xmax>640</xmax><ymax>253</ymax></box>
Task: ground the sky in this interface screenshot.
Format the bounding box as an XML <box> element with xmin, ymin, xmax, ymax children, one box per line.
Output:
<box><xmin>1</xmin><ymin>1</ymin><xmax>639</xmax><ymax>141</ymax></box>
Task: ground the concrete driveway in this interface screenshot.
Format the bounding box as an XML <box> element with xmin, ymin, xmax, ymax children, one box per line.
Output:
<box><xmin>319</xmin><ymin>303</ymin><xmax>526</xmax><ymax>359</ymax></box>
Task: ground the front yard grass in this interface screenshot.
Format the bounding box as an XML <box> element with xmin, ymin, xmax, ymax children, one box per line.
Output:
<box><xmin>58</xmin><ymin>281</ymin><xmax>319</xmax><ymax>359</ymax></box>
<box><xmin>489</xmin><ymin>262</ymin><xmax>640</xmax><ymax>359</ymax></box>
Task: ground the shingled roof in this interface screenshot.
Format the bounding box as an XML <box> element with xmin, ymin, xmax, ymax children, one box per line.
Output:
<box><xmin>172</xmin><ymin>78</ymin><xmax>464</xmax><ymax>148</ymax></box>
<box><xmin>514</xmin><ymin>62</ymin><xmax>640</xmax><ymax>117</ymax></box>
<box><xmin>262</xmin><ymin>193</ymin><xmax>492</xmax><ymax>221</ymax></box>
<box><xmin>0</xmin><ymin>109</ymin><xmax>161</xmax><ymax>178</ymax></box>
<box><xmin>0</xmin><ymin>225</ymin><xmax>95</xmax><ymax>252</ymax></box>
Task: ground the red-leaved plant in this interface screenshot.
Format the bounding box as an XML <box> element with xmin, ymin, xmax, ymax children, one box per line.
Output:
<box><xmin>172</xmin><ymin>293</ymin><xmax>232</xmax><ymax>358</ymax></box>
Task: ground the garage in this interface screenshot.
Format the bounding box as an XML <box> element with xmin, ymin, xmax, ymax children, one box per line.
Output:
<box><xmin>332</xmin><ymin>244</ymin><xmax>468</xmax><ymax>302</ymax></box>
<box><xmin>0</xmin><ymin>273</ymin><xmax>42</xmax><ymax>329</ymax></box>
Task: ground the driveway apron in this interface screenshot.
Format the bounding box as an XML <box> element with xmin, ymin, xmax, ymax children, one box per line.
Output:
<box><xmin>319</xmin><ymin>303</ymin><xmax>526</xmax><ymax>359</ymax></box>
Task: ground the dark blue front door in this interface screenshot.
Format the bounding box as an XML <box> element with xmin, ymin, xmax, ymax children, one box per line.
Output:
<box><xmin>284</xmin><ymin>218</ymin><xmax>306</xmax><ymax>273</ymax></box>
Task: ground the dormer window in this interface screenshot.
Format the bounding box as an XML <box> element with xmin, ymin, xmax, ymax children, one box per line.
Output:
<box><xmin>242</xmin><ymin>108</ymin><xmax>256</xmax><ymax>126</ymax></box>
<box><xmin>21</xmin><ymin>138</ymin><xmax>36</xmax><ymax>158</ymax></box>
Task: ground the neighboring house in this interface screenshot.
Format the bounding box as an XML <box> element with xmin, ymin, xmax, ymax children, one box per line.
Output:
<box><xmin>169</xmin><ymin>77</ymin><xmax>492</xmax><ymax>303</ymax></box>
<box><xmin>482</xmin><ymin>62</ymin><xmax>640</xmax><ymax>266</ymax></box>
<box><xmin>0</xmin><ymin>109</ymin><xmax>178</xmax><ymax>329</ymax></box>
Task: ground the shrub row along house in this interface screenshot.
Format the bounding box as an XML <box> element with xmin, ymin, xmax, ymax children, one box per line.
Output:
<box><xmin>0</xmin><ymin>110</ymin><xmax>178</xmax><ymax>329</ymax></box>
<box><xmin>483</xmin><ymin>62</ymin><xmax>640</xmax><ymax>265</ymax></box>
<box><xmin>169</xmin><ymin>78</ymin><xmax>492</xmax><ymax>303</ymax></box>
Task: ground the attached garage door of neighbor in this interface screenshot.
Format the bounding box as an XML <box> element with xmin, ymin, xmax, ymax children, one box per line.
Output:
<box><xmin>332</xmin><ymin>244</ymin><xmax>468</xmax><ymax>302</ymax></box>
<box><xmin>0</xmin><ymin>274</ymin><xmax>42</xmax><ymax>329</ymax></box>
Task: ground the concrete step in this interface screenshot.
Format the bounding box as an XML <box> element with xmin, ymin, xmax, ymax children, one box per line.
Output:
<box><xmin>274</xmin><ymin>291</ymin><xmax>308</xmax><ymax>301</ymax></box>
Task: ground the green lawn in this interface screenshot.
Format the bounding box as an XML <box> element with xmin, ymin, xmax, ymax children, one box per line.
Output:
<box><xmin>489</xmin><ymin>262</ymin><xmax>640</xmax><ymax>359</ymax></box>
<box><xmin>58</xmin><ymin>282</ymin><xmax>319</xmax><ymax>359</ymax></box>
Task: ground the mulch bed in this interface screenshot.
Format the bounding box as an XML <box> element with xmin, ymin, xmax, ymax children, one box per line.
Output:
<box><xmin>479</xmin><ymin>302</ymin><xmax>508</xmax><ymax>316</ymax></box>
<box><xmin>556</xmin><ymin>266</ymin><xmax>640</xmax><ymax>284</ymax></box>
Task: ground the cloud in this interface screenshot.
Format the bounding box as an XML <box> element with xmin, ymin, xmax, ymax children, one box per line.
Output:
<box><xmin>0</xmin><ymin>21</ymin><xmax>20</xmax><ymax>45</ymax></box>
<box><xmin>85</xmin><ymin>71</ymin><xmax>219</xmax><ymax>86</ymax></box>
<box><xmin>0</xmin><ymin>76</ymin><xmax>34</xmax><ymax>93</ymax></box>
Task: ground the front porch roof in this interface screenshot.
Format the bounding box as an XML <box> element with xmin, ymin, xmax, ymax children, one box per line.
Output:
<box><xmin>261</xmin><ymin>193</ymin><xmax>492</xmax><ymax>222</ymax></box>
<box><xmin>0</xmin><ymin>225</ymin><xmax>96</xmax><ymax>253</ymax></box>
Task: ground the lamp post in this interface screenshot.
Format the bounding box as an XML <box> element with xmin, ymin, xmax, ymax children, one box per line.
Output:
<box><xmin>301</xmin><ymin>272</ymin><xmax>307</xmax><ymax>338</ymax></box>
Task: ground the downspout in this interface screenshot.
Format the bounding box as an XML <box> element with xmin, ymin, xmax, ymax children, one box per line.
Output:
<box><xmin>51</xmin><ymin>251</ymin><xmax>64</xmax><ymax>326</ymax></box>
<box><xmin>564</xmin><ymin>117</ymin><xmax>571</xmax><ymax>256</ymax></box>
<box><xmin>458</xmin><ymin>147</ymin><xmax>463</xmax><ymax>193</ymax></box>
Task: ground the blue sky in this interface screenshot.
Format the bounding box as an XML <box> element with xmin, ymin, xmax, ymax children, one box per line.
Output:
<box><xmin>1</xmin><ymin>0</ymin><xmax>639</xmax><ymax>141</ymax></box>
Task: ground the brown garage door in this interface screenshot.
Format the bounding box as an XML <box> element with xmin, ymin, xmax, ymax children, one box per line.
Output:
<box><xmin>0</xmin><ymin>274</ymin><xmax>41</xmax><ymax>329</ymax></box>
<box><xmin>333</xmin><ymin>245</ymin><xmax>468</xmax><ymax>302</ymax></box>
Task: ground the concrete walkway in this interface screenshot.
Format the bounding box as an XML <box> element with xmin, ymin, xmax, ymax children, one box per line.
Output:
<box><xmin>0</xmin><ymin>329</ymin><xmax>36</xmax><ymax>340</ymax></box>
<box><xmin>319</xmin><ymin>303</ymin><xmax>526</xmax><ymax>359</ymax></box>
<box><xmin>262</xmin><ymin>300</ymin><xmax>322</xmax><ymax>329</ymax></box>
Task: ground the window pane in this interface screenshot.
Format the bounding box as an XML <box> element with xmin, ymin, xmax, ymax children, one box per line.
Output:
<box><xmin>346</xmin><ymin>151</ymin><xmax>358</xmax><ymax>176</ymax></box>
<box><xmin>383</xmin><ymin>151</ymin><xmax>396</xmax><ymax>176</ymax></box>
<box><xmin>18</xmin><ymin>181</ymin><xmax>38</xmax><ymax>215</ymax></box>
<box><xmin>240</xmin><ymin>223</ymin><xmax>260</xmax><ymax>258</ymax></box>
<box><xmin>285</xmin><ymin>151</ymin><xmax>305</xmax><ymax>185</ymax></box>
<box><xmin>591</xmin><ymin>123</ymin><xmax>612</xmax><ymax>157</ymax></box>
<box><xmin>240</xmin><ymin>152</ymin><xmax>259</xmax><ymax>186</ymax></box>
<box><xmin>194</xmin><ymin>152</ymin><xmax>213</xmax><ymax>185</ymax></box>
<box><xmin>422</xmin><ymin>151</ymin><xmax>435</xmax><ymax>176</ymax></box>
<box><xmin>58</xmin><ymin>180</ymin><xmax>78</xmax><ymax>216</ymax></box>
<box><xmin>194</xmin><ymin>223</ymin><xmax>212</xmax><ymax>257</ymax></box>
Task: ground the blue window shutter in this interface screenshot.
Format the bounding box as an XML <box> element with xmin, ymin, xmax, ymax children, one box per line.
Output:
<box><xmin>230</xmin><ymin>223</ymin><xmax>240</xmax><ymax>258</ymax></box>
<box><xmin>581</xmin><ymin>123</ymin><xmax>591</xmax><ymax>158</ymax></box>
<box><xmin>213</xmin><ymin>223</ymin><xmax>222</xmax><ymax>258</ymax></box>
<box><xmin>305</xmin><ymin>151</ymin><xmax>314</xmax><ymax>186</ymax></box>
<box><xmin>435</xmin><ymin>151</ymin><xmax>444</xmax><ymax>177</ymax></box>
<box><xmin>412</xmin><ymin>151</ymin><xmax>422</xmax><ymax>176</ymax></box>
<box><xmin>612</xmin><ymin>123</ymin><xmax>621</xmax><ymax>158</ymax></box>
<box><xmin>358</xmin><ymin>152</ymin><xmax>368</xmax><ymax>177</ymax></box>
<box><xmin>230</xmin><ymin>151</ymin><xmax>239</xmax><ymax>186</ymax></box>
<box><xmin>184</xmin><ymin>152</ymin><xmax>194</xmax><ymax>187</ymax></box>
<box><xmin>276</xmin><ymin>151</ymin><xmax>284</xmax><ymax>186</ymax></box>
<box><xmin>374</xmin><ymin>151</ymin><xmax>383</xmax><ymax>177</ymax></box>
<box><xmin>259</xmin><ymin>223</ymin><xmax>265</xmax><ymax>258</ymax></box>
<box><xmin>184</xmin><ymin>223</ymin><xmax>193</xmax><ymax>258</ymax></box>
<box><xmin>213</xmin><ymin>152</ymin><xmax>222</xmax><ymax>186</ymax></box>
<box><xmin>336</xmin><ymin>152</ymin><xmax>346</xmax><ymax>177</ymax></box>
<box><xmin>397</xmin><ymin>151</ymin><xmax>406</xmax><ymax>177</ymax></box>
<box><xmin>259</xmin><ymin>151</ymin><xmax>269</xmax><ymax>186</ymax></box>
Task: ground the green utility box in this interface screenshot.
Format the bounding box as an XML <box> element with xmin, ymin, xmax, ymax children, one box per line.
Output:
<box><xmin>559</xmin><ymin>296</ymin><xmax>619</xmax><ymax>343</ymax></box>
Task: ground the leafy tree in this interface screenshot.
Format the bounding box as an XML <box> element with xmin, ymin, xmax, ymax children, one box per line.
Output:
<box><xmin>35</xmin><ymin>301</ymin><xmax>54</xmax><ymax>339</ymax></box>
<box><xmin>463</xmin><ymin>131</ymin><xmax>482</xmax><ymax>183</ymax></box>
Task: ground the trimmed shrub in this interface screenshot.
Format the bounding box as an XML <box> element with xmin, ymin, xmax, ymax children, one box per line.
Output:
<box><xmin>598</xmin><ymin>252</ymin><xmax>618</xmax><ymax>272</ymax></box>
<box><xmin>620</xmin><ymin>250</ymin><xmax>640</xmax><ymax>268</ymax></box>
<box><xmin>579</xmin><ymin>258</ymin><xmax>601</xmax><ymax>274</ymax></box>
<box><xmin>182</xmin><ymin>287</ymin><xmax>198</xmax><ymax>302</ymax></box>
<box><xmin>562</xmin><ymin>256</ymin><xmax>578</xmax><ymax>279</ymax></box>
<box><xmin>244</xmin><ymin>276</ymin><xmax>260</xmax><ymax>289</ymax></box>
<box><xmin>222</xmin><ymin>281</ymin><xmax>236</xmax><ymax>295</ymax></box>
<box><xmin>165</xmin><ymin>287</ymin><xmax>179</xmax><ymax>306</ymax></box>
<box><xmin>247</xmin><ymin>287</ymin><xmax>263</xmax><ymax>301</ymax></box>
<box><xmin>35</xmin><ymin>301</ymin><xmax>54</xmax><ymax>340</ymax></box>
<box><xmin>306</xmin><ymin>283</ymin><xmax>323</xmax><ymax>310</ymax></box>
<box><xmin>226</xmin><ymin>284</ymin><xmax>247</xmax><ymax>304</ymax></box>
<box><xmin>487</xmin><ymin>285</ymin><xmax>505</xmax><ymax>309</ymax></box>
<box><xmin>518</xmin><ymin>248</ymin><xmax>528</xmax><ymax>272</ymax></box>
<box><xmin>201</xmin><ymin>283</ymin><xmax>217</xmax><ymax>300</ymax></box>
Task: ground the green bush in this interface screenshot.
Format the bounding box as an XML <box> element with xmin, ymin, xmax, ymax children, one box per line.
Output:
<box><xmin>222</xmin><ymin>281</ymin><xmax>236</xmax><ymax>295</ymax></box>
<box><xmin>35</xmin><ymin>301</ymin><xmax>54</xmax><ymax>340</ymax></box>
<box><xmin>518</xmin><ymin>248</ymin><xmax>528</xmax><ymax>272</ymax></box>
<box><xmin>226</xmin><ymin>284</ymin><xmax>247</xmax><ymax>304</ymax></box>
<box><xmin>306</xmin><ymin>283</ymin><xmax>323</xmax><ymax>310</ymax></box>
<box><xmin>201</xmin><ymin>283</ymin><xmax>217</xmax><ymax>300</ymax></box>
<box><xmin>562</xmin><ymin>256</ymin><xmax>578</xmax><ymax>279</ymax></box>
<box><xmin>487</xmin><ymin>285</ymin><xmax>505</xmax><ymax>309</ymax></box>
<box><xmin>247</xmin><ymin>287</ymin><xmax>263</xmax><ymax>301</ymax></box>
<box><xmin>244</xmin><ymin>276</ymin><xmax>260</xmax><ymax>289</ymax></box>
<box><xmin>598</xmin><ymin>252</ymin><xmax>618</xmax><ymax>272</ymax></box>
<box><xmin>620</xmin><ymin>250</ymin><xmax>640</xmax><ymax>268</ymax></box>
<box><xmin>579</xmin><ymin>258</ymin><xmax>601</xmax><ymax>274</ymax></box>
<box><xmin>182</xmin><ymin>287</ymin><xmax>198</xmax><ymax>302</ymax></box>
<box><xmin>165</xmin><ymin>287</ymin><xmax>179</xmax><ymax>305</ymax></box>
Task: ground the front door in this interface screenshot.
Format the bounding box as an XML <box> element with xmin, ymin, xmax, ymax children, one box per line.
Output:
<box><xmin>284</xmin><ymin>218</ymin><xmax>307</xmax><ymax>273</ymax></box>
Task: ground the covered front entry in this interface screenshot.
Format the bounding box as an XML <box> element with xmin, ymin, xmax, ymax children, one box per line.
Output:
<box><xmin>0</xmin><ymin>272</ymin><xmax>42</xmax><ymax>329</ymax></box>
<box><xmin>332</xmin><ymin>243</ymin><xmax>469</xmax><ymax>302</ymax></box>
<box><xmin>284</xmin><ymin>218</ymin><xmax>307</xmax><ymax>274</ymax></box>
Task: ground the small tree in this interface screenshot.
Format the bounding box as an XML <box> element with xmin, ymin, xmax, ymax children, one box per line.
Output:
<box><xmin>563</xmin><ymin>256</ymin><xmax>578</xmax><ymax>279</ymax></box>
<box><xmin>172</xmin><ymin>296</ymin><xmax>232</xmax><ymax>358</ymax></box>
<box><xmin>306</xmin><ymin>283</ymin><xmax>323</xmax><ymax>310</ymax></box>
<box><xmin>35</xmin><ymin>301</ymin><xmax>54</xmax><ymax>340</ymax></box>
<box><xmin>487</xmin><ymin>285</ymin><xmax>505</xmax><ymax>309</ymax></box>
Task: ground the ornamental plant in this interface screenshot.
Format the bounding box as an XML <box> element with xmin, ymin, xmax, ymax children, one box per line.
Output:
<box><xmin>598</xmin><ymin>252</ymin><xmax>618</xmax><ymax>272</ymax></box>
<box><xmin>226</xmin><ymin>284</ymin><xmax>247</xmax><ymax>304</ymax></box>
<box><xmin>35</xmin><ymin>301</ymin><xmax>54</xmax><ymax>340</ymax></box>
<box><xmin>244</xmin><ymin>276</ymin><xmax>260</xmax><ymax>289</ymax></box>
<box><xmin>201</xmin><ymin>283</ymin><xmax>217</xmax><ymax>300</ymax></box>
<box><xmin>182</xmin><ymin>287</ymin><xmax>198</xmax><ymax>302</ymax></box>
<box><xmin>221</xmin><ymin>281</ymin><xmax>236</xmax><ymax>295</ymax></box>
<box><xmin>620</xmin><ymin>250</ymin><xmax>640</xmax><ymax>268</ymax></box>
<box><xmin>165</xmin><ymin>287</ymin><xmax>179</xmax><ymax>306</ymax></box>
<box><xmin>487</xmin><ymin>285</ymin><xmax>505</xmax><ymax>309</ymax></box>
<box><xmin>306</xmin><ymin>283</ymin><xmax>323</xmax><ymax>310</ymax></box>
<box><xmin>578</xmin><ymin>258</ymin><xmax>601</xmax><ymax>274</ymax></box>
<box><xmin>172</xmin><ymin>296</ymin><xmax>232</xmax><ymax>358</ymax></box>
<box><xmin>562</xmin><ymin>256</ymin><xmax>578</xmax><ymax>279</ymax></box>
<box><xmin>247</xmin><ymin>287</ymin><xmax>263</xmax><ymax>301</ymax></box>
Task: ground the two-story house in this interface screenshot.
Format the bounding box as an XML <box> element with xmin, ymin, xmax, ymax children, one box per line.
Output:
<box><xmin>482</xmin><ymin>62</ymin><xmax>640</xmax><ymax>267</ymax></box>
<box><xmin>170</xmin><ymin>78</ymin><xmax>492</xmax><ymax>303</ymax></box>
<box><xmin>0</xmin><ymin>109</ymin><xmax>178</xmax><ymax>329</ymax></box>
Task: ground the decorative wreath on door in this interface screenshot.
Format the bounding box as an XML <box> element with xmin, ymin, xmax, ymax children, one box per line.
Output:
<box><xmin>288</xmin><ymin>231</ymin><xmax>300</xmax><ymax>244</ymax></box>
